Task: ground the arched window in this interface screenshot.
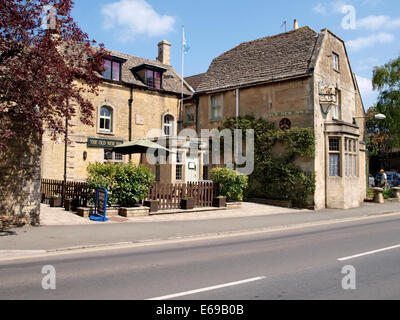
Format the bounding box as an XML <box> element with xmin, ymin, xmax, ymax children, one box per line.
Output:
<box><xmin>163</xmin><ymin>114</ymin><xmax>174</xmax><ymax>136</ymax></box>
<box><xmin>100</xmin><ymin>106</ymin><xmax>113</xmax><ymax>132</ymax></box>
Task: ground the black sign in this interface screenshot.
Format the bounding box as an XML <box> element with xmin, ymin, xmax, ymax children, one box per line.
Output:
<box><xmin>87</xmin><ymin>138</ymin><xmax>124</xmax><ymax>149</ymax></box>
<box><xmin>90</xmin><ymin>187</ymin><xmax>109</xmax><ymax>222</ymax></box>
<box><xmin>97</xmin><ymin>188</ymin><xmax>107</xmax><ymax>217</ymax></box>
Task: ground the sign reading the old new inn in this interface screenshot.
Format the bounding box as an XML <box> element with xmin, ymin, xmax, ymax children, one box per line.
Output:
<box><xmin>87</xmin><ymin>138</ymin><xmax>124</xmax><ymax>149</ymax></box>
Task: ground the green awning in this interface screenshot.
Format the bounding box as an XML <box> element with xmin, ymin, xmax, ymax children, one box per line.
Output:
<box><xmin>111</xmin><ymin>139</ymin><xmax>172</xmax><ymax>155</ymax></box>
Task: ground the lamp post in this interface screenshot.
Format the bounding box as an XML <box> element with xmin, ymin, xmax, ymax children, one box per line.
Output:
<box><xmin>353</xmin><ymin>113</ymin><xmax>386</xmax><ymax>124</ymax></box>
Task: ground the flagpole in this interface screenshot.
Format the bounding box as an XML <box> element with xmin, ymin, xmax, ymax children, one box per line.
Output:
<box><xmin>181</xmin><ymin>25</ymin><xmax>184</xmax><ymax>126</ymax></box>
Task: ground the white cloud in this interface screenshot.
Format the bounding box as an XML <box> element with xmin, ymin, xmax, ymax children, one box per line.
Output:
<box><xmin>356</xmin><ymin>15</ymin><xmax>400</xmax><ymax>30</ymax></box>
<box><xmin>346</xmin><ymin>32</ymin><xmax>394</xmax><ymax>51</ymax></box>
<box><xmin>101</xmin><ymin>0</ymin><xmax>175</xmax><ymax>41</ymax></box>
<box><xmin>356</xmin><ymin>75</ymin><xmax>373</xmax><ymax>96</ymax></box>
<box><xmin>313</xmin><ymin>4</ymin><xmax>328</xmax><ymax>15</ymax></box>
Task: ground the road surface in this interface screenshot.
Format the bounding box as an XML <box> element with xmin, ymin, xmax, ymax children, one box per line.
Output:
<box><xmin>1</xmin><ymin>214</ymin><xmax>400</xmax><ymax>300</ymax></box>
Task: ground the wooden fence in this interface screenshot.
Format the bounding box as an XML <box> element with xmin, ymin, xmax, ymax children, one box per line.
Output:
<box><xmin>40</xmin><ymin>179</ymin><xmax>90</xmax><ymax>207</ymax></box>
<box><xmin>146</xmin><ymin>182</ymin><xmax>218</xmax><ymax>210</ymax></box>
<box><xmin>41</xmin><ymin>179</ymin><xmax>218</xmax><ymax>210</ymax></box>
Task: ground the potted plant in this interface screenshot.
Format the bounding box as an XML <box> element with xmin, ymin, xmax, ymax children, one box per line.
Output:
<box><xmin>213</xmin><ymin>195</ymin><xmax>226</xmax><ymax>208</ymax></box>
<box><xmin>64</xmin><ymin>197</ymin><xmax>72</xmax><ymax>211</ymax></box>
<box><xmin>181</xmin><ymin>196</ymin><xmax>195</xmax><ymax>210</ymax></box>
<box><xmin>50</xmin><ymin>194</ymin><xmax>62</xmax><ymax>207</ymax></box>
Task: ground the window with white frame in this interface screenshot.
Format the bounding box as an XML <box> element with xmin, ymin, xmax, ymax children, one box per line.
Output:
<box><xmin>176</xmin><ymin>152</ymin><xmax>184</xmax><ymax>181</ymax></box>
<box><xmin>163</xmin><ymin>114</ymin><xmax>174</xmax><ymax>136</ymax></box>
<box><xmin>329</xmin><ymin>137</ymin><xmax>341</xmax><ymax>177</ymax></box>
<box><xmin>104</xmin><ymin>150</ymin><xmax>124</xmax><ymax>163</ymax></box>
<box><xmin>345</xmin><ymin>138</ymin><xmax>358</xmax><ymax>177</ymax></box>
<box><xmin>185</xmin><ymin>105</ymin><xmax>195</xmax><ymax>123</ymax></box>
<box><xmin>210</xmin><ymin>94</ymin><xmax>223</xmax><ymax>121</ymax></box>
<box><xmin>100</xmin><ymin>106</ymin><xmax>113</xmax><ymax>132</ymax></box>
<box><xmin>333</xmin><ymin>53</ymin><xmax>340</xmax><ymax>71</ymax></box>
<box><xmin>333</xmin><ymin>89</ymin><xmax>342</xmax><ymax>120</ymax></box>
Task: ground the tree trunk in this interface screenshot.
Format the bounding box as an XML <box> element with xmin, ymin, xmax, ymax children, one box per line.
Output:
<box><xmin>0</xmin><ymin>118</ymin><xmax>42</xmax><ymax>228</ymax></box>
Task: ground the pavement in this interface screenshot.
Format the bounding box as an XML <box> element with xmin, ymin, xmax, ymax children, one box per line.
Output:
<box><xmin>1</xmin><ymin>201</ymin><xmax>400</xmax><ymax>255</ymax></box>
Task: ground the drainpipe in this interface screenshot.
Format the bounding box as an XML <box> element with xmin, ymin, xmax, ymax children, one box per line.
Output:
<box><xmin>128</xmin><ymin>86</ymin><xmax>133</xmax><ymax>161</ymax></box>
<box><xmin>235</xmin><ymin>89</ymin><xmax>240</xmax><ymax>118</ymax></box>
<box><xmin>194</xmin><ymin>94</ymin><xmax>200</xmax><ymax>135</ymax></box>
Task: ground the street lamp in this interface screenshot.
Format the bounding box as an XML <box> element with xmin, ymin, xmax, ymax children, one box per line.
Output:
<box><xmin>353</xmin><ymin>113</ymin><xmax>386</xmax><ymax>124</ymax></box>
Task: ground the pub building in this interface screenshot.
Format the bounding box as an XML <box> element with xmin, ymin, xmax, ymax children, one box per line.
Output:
<box><xmin>41</xmin><ymin>40</ymin><xmax>205</xmax><ymax>184</ymax></box>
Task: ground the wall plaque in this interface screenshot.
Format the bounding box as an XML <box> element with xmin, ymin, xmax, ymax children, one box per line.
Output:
<box><xmin>136</xmin><ymin>114</ymin><xmax>145</xmax><ymax>125</ymax></box>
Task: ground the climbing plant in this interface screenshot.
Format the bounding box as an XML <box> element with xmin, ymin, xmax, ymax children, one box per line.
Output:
<box><xmin>223</xmin><ymin>115</ymin><xmax>316</xmax><ymax>207</ymax></box>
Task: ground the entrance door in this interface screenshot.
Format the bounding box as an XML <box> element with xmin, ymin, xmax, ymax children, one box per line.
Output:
<box><xmin>186</xmin><ymin>155</ymin><xmax>200</xmax><ymax>182</ymax></box>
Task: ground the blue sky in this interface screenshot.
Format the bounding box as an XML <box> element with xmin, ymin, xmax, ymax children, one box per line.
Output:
<box><xmin>71</xmin><ymin>0</ymin><xmax>400</xmax><ymax>109</ymax></box>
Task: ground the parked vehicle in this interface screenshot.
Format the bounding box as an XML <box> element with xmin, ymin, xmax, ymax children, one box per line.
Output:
<box><xmin>369</xmin><ymin>174</ymin><xmax>375</xmax><ymax>187</ymax></box>
<box><xmin>375</xmin><ymin>171</ymin><xmax>399</xmax><ymax>188</ymax></box>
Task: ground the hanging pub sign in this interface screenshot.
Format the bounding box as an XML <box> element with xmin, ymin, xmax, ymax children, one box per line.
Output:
<box><xmin>90</xmin><ymin>187</ymin><xmax>109</xmax><ymax>222</ymax></box>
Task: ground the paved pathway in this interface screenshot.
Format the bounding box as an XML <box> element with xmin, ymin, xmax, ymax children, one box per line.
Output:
<box><xmin>40</xmin><ymin>203</ymin><xmax>310</xmax><ymax>226</ymax></box>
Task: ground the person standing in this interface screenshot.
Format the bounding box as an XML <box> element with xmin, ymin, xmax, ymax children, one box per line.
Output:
<box><xmin>380</xmin><ymin>169</ymin><xmax>388</xmax><ymax>189</ymax></box>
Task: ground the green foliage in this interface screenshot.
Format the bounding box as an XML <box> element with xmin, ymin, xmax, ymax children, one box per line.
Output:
<box><xmin>210</xmin><ymin>168</ymin><xmax>248</xmax><ymax>201</ymax></box>
<box><xmin>371</xmin><ymin>56</ymin><xmax>400</xmax><ymax>150</ymax></box>
<box><xmin>223</xmin><ymin>116</ymin><xmax>316</xmax><ymax>207</ymax></box>
<box><xmin>87</xmin><ymin>162</ymin><xmax>155</xmax><ymax>207</ymax></box>
<box><xmin>383</xmin><ymin>188</ymin><xmax>393</xmax><ymax>200</ymax></box>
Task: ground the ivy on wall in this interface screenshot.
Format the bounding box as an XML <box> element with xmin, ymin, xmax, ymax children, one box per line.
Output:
<box><xmin>223</xmin><ymin>115</ymin><xmax>316</xmax><ymax>207</ymax></box>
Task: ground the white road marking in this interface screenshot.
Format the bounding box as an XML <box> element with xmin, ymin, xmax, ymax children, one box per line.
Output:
<box><xmin>338</xmin><ymin>244</ymin><xmax>400</xmax><ymax>261</ymax></box>
<box><xmin>147</xmin><ymin>276</ymin><xmax>267</xmax><ymax>300</ymax></box>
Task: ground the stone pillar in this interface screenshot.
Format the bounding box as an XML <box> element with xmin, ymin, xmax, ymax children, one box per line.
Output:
<box><xmin>392</xmin><ymin>187</ymin><xmax>400</xmax><ymax>199</ymax></box>
<box><xmin>372</xmin><ymin>187</ymin><xmax>384</xmax><ymax>204</ymax></box>
<box><xmin>0</xmin><ymin>120</ymin><xmax>42</xmax><ymax>228</ymax></box>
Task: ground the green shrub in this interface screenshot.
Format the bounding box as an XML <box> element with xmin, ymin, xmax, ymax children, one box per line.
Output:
<box><xmin>87</xmin><ymin>162</ymin><xmax>155</xmax><ymax>207</ymax></box>
<box><xmin>210</xmin><ymin>168</ymin><xmax>248</xmax><ymax>201</ymax></box>
<box><xmin>383</xmin><ymin>188</ymin><xmax>393</xmax><ymax>199</ymax></box>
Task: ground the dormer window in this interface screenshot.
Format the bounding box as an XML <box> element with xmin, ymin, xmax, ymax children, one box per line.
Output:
<box><xmin>146</xmin><ymin>69</ymin><xmax>162</xmax><ymax>89</ymax></box>
<box><xmin>102</xmin><ymin>56</ymin><xmax>126</xmax><ymax>81</ymax></box>
<box><xmin>131</xmin><ymin>64</ymin><xmax>167</xmax><ymax>90</ymax></box>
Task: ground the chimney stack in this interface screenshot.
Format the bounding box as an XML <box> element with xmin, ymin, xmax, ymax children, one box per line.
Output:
<box><xmin>293</xmin><ymin>19</ymin><xmax>299</xmax><ymax>30</ymax></box>
<box><xmin>157</xmin><ymin>40</ymin><xmax>171</xmax><ymax>65</ymax></box>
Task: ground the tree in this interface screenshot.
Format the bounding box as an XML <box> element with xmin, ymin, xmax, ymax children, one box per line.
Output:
<box><xmin>0</xmin><ymin>0</ymin><xmax>107</xmax><ymax>149</ymax></box>
<box><xmin>372</xmin><ymin>56</ymin><xmax>400</xmax><ymax>150</ymax></box>
<box><xmin>0</xmin><ymin>0</ymin><xmax>108</xmax><ymax>227</ymax></box>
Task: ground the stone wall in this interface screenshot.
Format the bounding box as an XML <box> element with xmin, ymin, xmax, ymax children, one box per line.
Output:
<box><xmin>0</xmin><ymin>120</ymin><xmax>41</xmax><ymax>228</ymax></box>
<box><xmin>41</xmin><ymin>80</ymin><xmax>181</xmax><ymax>182</ymax></box>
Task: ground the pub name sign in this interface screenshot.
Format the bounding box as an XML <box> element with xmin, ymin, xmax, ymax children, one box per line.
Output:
<box><xmin>87</xmin><ymin>138</ymin><xmax>124</xmax><ymax>149</ymax></box>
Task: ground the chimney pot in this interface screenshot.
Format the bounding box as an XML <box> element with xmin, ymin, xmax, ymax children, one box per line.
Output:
<box><xmin>157</xmin><ymin>40</ymin><xmax>171</xmax><ymax>65</ymax></box>
<box><xmin>294</xmin><ymin>19</ymin><xmax>299</xmax><ymax>30</ymax></box>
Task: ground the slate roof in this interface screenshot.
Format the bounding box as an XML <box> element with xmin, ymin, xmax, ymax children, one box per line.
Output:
<box><xmin>196</xmin><ymin>27</ymin><xmax>320</xmax><ymax>93</ymax></box>
<box><xmin>184</xmin><ymin>73</ymin><xmax>206</xmax><ymax>91</ymax></box>
<box><xmin>106</xmin><ymin>49</ymin><xmax>193</xmax><ymax>96</ymax></box>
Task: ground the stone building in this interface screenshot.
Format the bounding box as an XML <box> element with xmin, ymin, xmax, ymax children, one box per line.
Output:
<box><xmin>41</xmin><ymin>41</ymin><xmax>197</xmax><ymax>184</ymax></box>
<box><xmin>184</xmin><ymin>25</ymin><xmax>366</xmax><ymax>210</ymax></box>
